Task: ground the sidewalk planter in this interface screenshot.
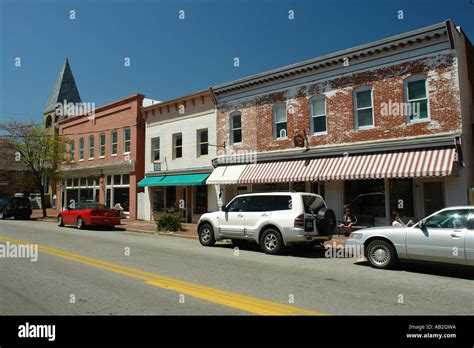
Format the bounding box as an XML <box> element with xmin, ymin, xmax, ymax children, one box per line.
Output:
<box><xmin>155</xmin><ymin>212</ymin><xmax>183</xmax><ymax>232</ymax></box>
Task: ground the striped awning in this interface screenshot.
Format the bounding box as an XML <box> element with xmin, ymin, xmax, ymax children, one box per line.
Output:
<box><xmin>237</xmin><ymin>158</ymin><xmax>327</xmax><ymax>184</ymax></box>
<box><xmin>318</xmin><ymin>147</ymin><xmax>456</xmax><ymax>181</ymax></box>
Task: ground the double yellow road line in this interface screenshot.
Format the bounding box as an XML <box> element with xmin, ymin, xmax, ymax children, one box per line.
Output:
<box><xmin>0</xmin><ymin>236</ymin><xmax>327</xmax><ymax>316</ymax></box>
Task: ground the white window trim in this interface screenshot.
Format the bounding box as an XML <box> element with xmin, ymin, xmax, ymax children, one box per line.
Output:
<box><xmin>99</xmin><ymin>133</ymin><xmax>106</xmax><ymax>158</ymax></box>
<box><xmin>354</xmin><ymin>86</ymin><xmax>374</xmax><ymax>130</ymax></box>
<box><xmin>124</xmin><ymin>127</ymin><xmax>131</xmax><ymax>154</ymax></box>
<box><xmin>70</xmin><ymin>141</ymin><xmax>75</xmax><ymax>161</ymax></box>
<box><xmin>151</xmin><ymin>137</ymin><xmax>160</xmax><ymax>163</ymax></box>
<box><xmin>273</xmin><ymin>103</ymin><xmax>288</xmax><ymax>140</ymax></box>
<box><xmin>230</xmin><ymin>111</ymin><xmax>242</xmax><ymax>145</ymax></box>
<box><xmin>111</xmin><ymin>130</ymin><xmax>118</xmax><ymax>156</ymax></box>
<box><xmin>404</xmin><ymin>75</ymin><xmax>430</xmax><ymax>124</ymax></box>
<box><xmin>197</xmin><ymin>128</ymin><xmax>209</xmax><ymax>157</ymax></box>
<box><xmin>88</xmin><ymin>135</ymin><xmax>95</xmax><ymax>160</ymax></box>
<box><xmin>79</xmin><ymin>138</ymin><xmax>85</xmax><ymax>160</ymax></box>
<box><xmin>309</xmin><ymin>95</ymin><xmax>327</xmax><ymax>135</ymax></box>
<box><xmin>173</xmin><ymin>133</ymin><xmax>183</xmax><ymax>160</ymax></box>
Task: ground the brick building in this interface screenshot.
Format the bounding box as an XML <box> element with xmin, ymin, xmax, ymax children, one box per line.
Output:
<box><xmin>0</xmin><ymin>137</ymin><xmax>36</xmax><ymax>197</ymax></box>
<box><xmin>56</xmin><ymin>94</ymin><xmax>147</xmax><ymax>219</ymax></box>
<box><xmin>138</xmin><ymin>90</ymin><xmax>218</xmax><ymax>222</ymax></box>
<box><xmin>208</xmin><ymin>20</ymin><xmax>474</xmax><ymax>225</ymax></box>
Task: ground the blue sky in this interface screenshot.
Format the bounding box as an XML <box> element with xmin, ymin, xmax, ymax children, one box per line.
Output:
<box><xmin>0</xmin><ymin>0</ymin><xmax>473</xmax><ymax>124</ymax></box>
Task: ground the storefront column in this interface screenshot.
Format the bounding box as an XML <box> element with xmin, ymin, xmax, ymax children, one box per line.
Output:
<box><xmin>325</xmin><ymin>181</ymin><xmax>344</xmax><ymax>222</ymax></box>
<box><xmin>214</xmin><ymin>184</ymin><xmax>223</xmax><ymax>210</ymax></box>
<box><xmin>384</xmin><ymin>179</ymin><xmax>390</xmax><ymax>225</ymax></box>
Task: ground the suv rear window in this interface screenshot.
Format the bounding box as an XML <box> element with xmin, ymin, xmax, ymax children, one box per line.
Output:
<box><xmin>302</xmin><ymin>195</ymin><xmax>324</xmax><ymax>214</ymax></box>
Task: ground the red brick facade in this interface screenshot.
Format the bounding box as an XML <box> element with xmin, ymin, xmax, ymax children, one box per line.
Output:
<box><xmin>56</xmin><ymin>94</ymin><xmax>145</xmax><ymax>219</ymax></box>
<box><xmin>216</xmin><ymin>53</ymin><xmax>461</xmax><ymax>154</ymax></box>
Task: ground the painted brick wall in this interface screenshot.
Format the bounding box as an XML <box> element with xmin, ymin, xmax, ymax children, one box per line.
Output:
<box><xmin>216</xmin><ymin>53</ymin><xmax>462</xmax><ymax>154</ymax></box>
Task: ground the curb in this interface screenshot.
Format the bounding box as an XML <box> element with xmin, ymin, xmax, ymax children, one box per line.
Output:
<box><xmin>34</xmin><ymin>218</ymin><xmax>198</xmax><ymax>239</ymax></box>
<box><xmin>157</xmin><ymin>231</ymin><xmax>198</xmax><ymax>239</ymax></box>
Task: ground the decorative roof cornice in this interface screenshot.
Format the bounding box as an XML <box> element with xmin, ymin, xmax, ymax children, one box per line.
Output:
<box><xmin>212</xmin><ymin>20</ymin><xmax>453</xmax><ymax>97</ymax></box>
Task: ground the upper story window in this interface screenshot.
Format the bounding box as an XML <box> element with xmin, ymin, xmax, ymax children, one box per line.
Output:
<box><xmin>45</xmin><ymin>115</ymin><xmax>52</xmax><ymax>128</ymax></box>
<box><xmin>273</xmin><ymin>103</ymin><xmax>287</xmax><ymax>139</ymax></box>
<box><xmin>354</xmin><ymin>87</ymin><xmax>374</xmax><ymax>129</ymax></box>
<box><xmin>151</xmin><ymin>137</ymin><xmax>160</xmax><ymax>162</ymax></box>
<box><xmin>310</xmin><ymin>96</ymin><xmax>327</xmax><ymax>134</ymax></box>
<box><xmin>99</xmin><ymin>133</ymin><xmax>106</xmax><ymax>157</ymax></box>
<box><xmin>124</xmin><ymin>127</ymin><xmax>131</xmax><ymax>153</ymax></box>
<box><xmin>79</xmin><ymin>137</ymin><xmax>84</xmax><ymax>160</ymax></box>
<box><xmin>70</xmin><ymin>140</ymin><xmax>75</xmax><ymax>161</ymax></box>
<box><xmin>197</xmin><ymin>129</ymin><xmax>208</xmax><ymax>156</ymax></box>
<box><xmin>173</xmin><ymin>133</ymin><xmax>183</xmax><ymax>159</ymax></box>
<box><xmin>405</xmin><ymin>76</ymin><xmax>429</xmax><ymax>122</ymax></box>
<box><xmin>111</xmin><ymin>130</ymin><xmax>118</xmax><ymax>155</ymax></box>
<box><xmin>88</xmin><ymin>135</ymin><xmax>94</xmax><ymax>159</ymax></box>
<box><xmin>230</xmin><ymin>112</ymin><xmax>242</xmax><ymax>144</ymax></box>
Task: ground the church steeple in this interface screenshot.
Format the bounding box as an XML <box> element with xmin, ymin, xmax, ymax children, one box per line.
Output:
<box><xmin>44</xmin><ymin>58</ymin><xmax>82</xmax><ymax>116</ymax></box>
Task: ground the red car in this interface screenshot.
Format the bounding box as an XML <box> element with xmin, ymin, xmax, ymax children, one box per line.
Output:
<box><xmin>58</xmin><ymin>202</ymin><xmax>121</xmax><ymax>230</ymax></box>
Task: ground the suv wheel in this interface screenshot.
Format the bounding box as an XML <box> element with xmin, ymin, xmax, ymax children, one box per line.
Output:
<box><xmin>260</xmin><ymin>228</ymin><xmax>283</xmax><ymax>255</ymax></box>
<box><xmin>77</xmin><ymin>217</ymin><xmax>85</xmax><ymax>230</ymax></box>
<box><xmin>366</xmin><ymin>239</ymin><xmax>398</xmax><ymax>269</ymax></box>
<box><xmin>58</xmin><ymin>215</ymin><xmax>64</xmax><ymax>227</ymax></box>
<box><xmin>198</xmin><ymin>223</ymin><xmax>215</xmax><ymax>246</ymax></box>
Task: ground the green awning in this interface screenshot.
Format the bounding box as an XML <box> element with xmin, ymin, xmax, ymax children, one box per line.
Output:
<box><xmin>138</xmin><ymin>173</ymin><xmax>210</xmax><ymax>187</ymax></box>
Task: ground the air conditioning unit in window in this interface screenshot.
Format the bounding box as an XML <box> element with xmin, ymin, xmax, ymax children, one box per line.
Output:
<box><xmin>153</xmin><ymin>162</ymin><xmax>161</xmax><ymax>172</ymax></box>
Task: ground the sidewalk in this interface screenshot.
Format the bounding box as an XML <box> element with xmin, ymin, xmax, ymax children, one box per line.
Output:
<box><xmin>30</xmin><ymin>209</ymin><xmax>347</xmax><ymax>246</ymax></box>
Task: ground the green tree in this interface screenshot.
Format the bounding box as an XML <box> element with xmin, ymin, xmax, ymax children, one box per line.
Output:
<box><xmin>0</xmin><ymin>121</ymin><xmax>73</xmax><ymax>218</ymax></box>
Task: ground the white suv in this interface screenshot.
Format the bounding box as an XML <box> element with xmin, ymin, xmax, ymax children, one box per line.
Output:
<box><xmin>197</xmin><ymin>192</ymin><xmax>336</xmax><ymax>254</ymax></box>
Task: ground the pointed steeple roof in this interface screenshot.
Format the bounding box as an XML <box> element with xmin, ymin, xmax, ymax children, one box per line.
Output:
<box><xmin>44</xmin><ymin>58</ymin><xmax>82</xmax><ymax>114</ymax></box>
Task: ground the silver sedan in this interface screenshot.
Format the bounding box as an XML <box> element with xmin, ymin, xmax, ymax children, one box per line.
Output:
<box><xmin>345</xmin><ymin>206</ymin><xmax>474</xmax><ymax>269</ymax></box>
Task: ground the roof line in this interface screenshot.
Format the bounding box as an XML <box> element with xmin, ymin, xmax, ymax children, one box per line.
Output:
<box><xmin>212</xmin><ymin>20</ymin><xmax>450</xmax><ymax>93</ymax></box>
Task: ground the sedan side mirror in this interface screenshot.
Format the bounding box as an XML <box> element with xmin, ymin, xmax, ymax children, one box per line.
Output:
<box><xmin>222</xmin><ymin>205</ymin><xmax>228</xmax><ymax>212</ymax></box>
<box><xmin>418</xmin><ymin>220</ymin><xmax>425</xmax><ymax>229</ymax></box>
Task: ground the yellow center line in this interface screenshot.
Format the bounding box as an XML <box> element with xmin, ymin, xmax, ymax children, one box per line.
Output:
<box><xmin>0</xmin><ymin>236</ymin><xmax>327</xmax><ymax>316</ymax></box>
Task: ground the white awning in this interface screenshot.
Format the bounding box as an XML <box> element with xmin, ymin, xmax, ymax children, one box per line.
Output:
<box><xmin>206</xmin><ymin>165</ymin><xmax>247</xmax><ymax>185</ymax></box>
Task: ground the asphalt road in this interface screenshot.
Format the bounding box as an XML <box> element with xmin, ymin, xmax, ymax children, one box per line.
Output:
<box><xmin>0</xmin><ymin>219</ymin><xmax>473</xmax><ymax>315</ymax></box>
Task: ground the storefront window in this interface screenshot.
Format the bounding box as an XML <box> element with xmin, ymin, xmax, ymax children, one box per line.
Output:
<box><xmin>344</xmin><ymin>179</ymin><xmax>385</xmax><ymax>227</ymax></box>
<box><xmin>423</xmin><ymin>182</ymin><xmax>444</xmax><ymax>216</ymax></box>
<box><xmin>389</xmin><ymin>179</ymin><xmax>414</xmax><ymax>221</ymax></box>
<box><xmin>113</xmin><ymin>187</ymin><xmax>129</xmax><ymax>211</ymax></box>
<box><xmin>80</xmin><ymin>177</ymin><xmax>87</xmax><ymax>186</ymax></box>
<box><xmin>80</xmin><ymin>188</ymin><xmax>93</xmax><ymax>202</ymax></box>
<box><xmin>107</xmin><ymin>175</ymin><xmax>112</xmax><ymax>186</ymax></box>
<box><xmin>292</xmin><ymin>182</ymin><xmax>305</xmax><ymax>192</ymax></box>
<box><xmin>122</xmin><ymin>174</ymin><xmax>130</xmax><ymax>185</ymax></box>
<box><xmin>153</xmin><ymin>188</ymin><xmax>164</xmax><ymax>212</ymax></box>
<box><xmin>311</xmin><ymin>182</ymin><xmax>325</xmax><ymax>198</ymax></box>
<box><xmin>73</xmin><ymin>178</ymin><xmax>79</xmax><ymax>187</ymax></box>
<box><xmin>193</xmin><ymin>186</ymin><xmax>207</xmax><ymax>214</ymax></box>
<box><xmin>114</xmin><ymin>175</ymin><xmax>121</xmax><ymax>185</ymax></box>
<box><xmin>166</xmin><ymin>187</ymin><xmax>176</xmax><ymax>211</ymax></box>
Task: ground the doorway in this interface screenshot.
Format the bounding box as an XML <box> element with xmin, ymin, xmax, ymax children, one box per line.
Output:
<box><xmin>423</xmin><ymin>182</ymin><xmax>444</xmax><ymax>216</ymax></box>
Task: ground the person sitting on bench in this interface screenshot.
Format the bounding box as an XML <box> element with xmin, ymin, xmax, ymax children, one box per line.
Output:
<box><xmin>339</xmin><ymin>208</ymin><xmax>357</xmax><ymax>237</ymax></box>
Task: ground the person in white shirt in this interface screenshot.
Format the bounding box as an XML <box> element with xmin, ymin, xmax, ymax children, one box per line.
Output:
<box><xmin>391</xmin><ymin>211</ymin><xmax>414</xmax><ymax>227</ymax></box>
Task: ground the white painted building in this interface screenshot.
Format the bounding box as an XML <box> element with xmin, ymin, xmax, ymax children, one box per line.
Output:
<box><xmin>138</xmin><ymin>90</ymin><xmax>218</xmax><ymax>222</ymax></box>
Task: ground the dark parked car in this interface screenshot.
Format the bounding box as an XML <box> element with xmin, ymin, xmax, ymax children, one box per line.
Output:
<box><xmin>0</xmin><ymin>196</ymin><xmax>33</xmax><ymax>220</ymax></box>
